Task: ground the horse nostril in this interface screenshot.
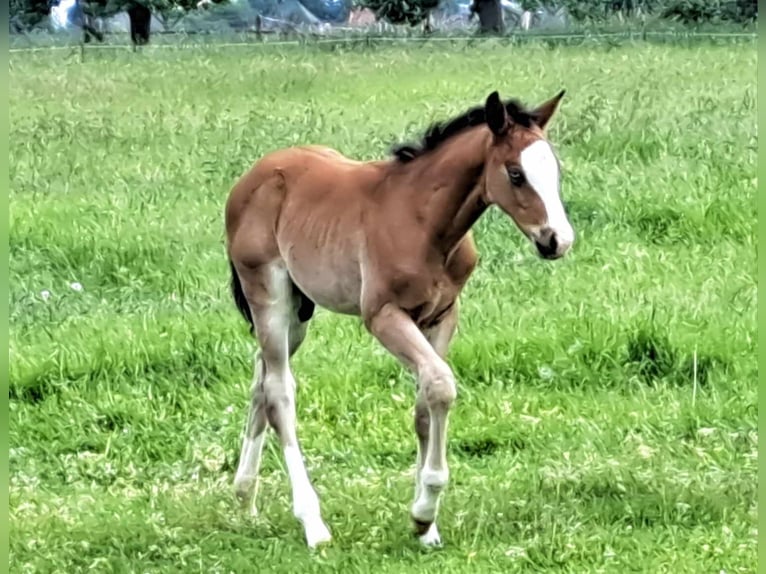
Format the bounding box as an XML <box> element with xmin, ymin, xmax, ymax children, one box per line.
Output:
<box><xmin>549</xmin><ymin>233</ymin><xmax>558</xmax><ymax>254</ymax></box>
<box><xmin>539</xmin><ymin>227</ymin><xmax>554</xmax><ymax>242</ymax></box>
<box><xmin>535</xmin><ymin>231</ymin><xmax>559</xmax><ymax>259</ymax></box>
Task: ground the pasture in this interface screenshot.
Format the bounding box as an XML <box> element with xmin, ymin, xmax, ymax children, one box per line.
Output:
<box><xmin>9</xmin><ymin>38</ymin><xmax>757</xmax><ymax>573</ymax></box>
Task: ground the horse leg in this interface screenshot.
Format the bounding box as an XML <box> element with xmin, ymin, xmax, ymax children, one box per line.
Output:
<box><xmin>365</xmin><ymin>303</ymin><xmax>458</xmax><ymax>547</ymax></box>
<box><xmin>237</xmin><ymin>262</ymin><xmax>330</xmax><ymax>548</ymax></box>
<box><xmin>233</xmin><ymin>349</ymin><xmax>268</xmax><ymax>514</ymax></box>
<box><xmin>233</xmin><ymin>286</ymin><xmax>313</xmax><ymax>515</ymax></box>
<box><xmin>413</xmin><ymin>304</ymin><xmax>459</xmax><ymax>545</ymax></box>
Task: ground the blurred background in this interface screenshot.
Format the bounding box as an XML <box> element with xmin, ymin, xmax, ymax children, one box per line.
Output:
<box><xmin>9</xmin><ymin>0</ymin><xmax>758</xmax><ymax>49</ymax></box>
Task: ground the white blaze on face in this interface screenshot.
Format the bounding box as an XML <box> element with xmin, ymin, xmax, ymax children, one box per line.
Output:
<box><xmin>519</xmin><ymin>139</ymin><xmax>575</xmax><ymax>247</ymax></box>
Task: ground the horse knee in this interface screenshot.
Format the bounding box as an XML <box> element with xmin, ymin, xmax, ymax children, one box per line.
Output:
<box><xmin>421</xmin><ymin>363</ymin><xmax>457</xmax><ymax>411</ymax></box>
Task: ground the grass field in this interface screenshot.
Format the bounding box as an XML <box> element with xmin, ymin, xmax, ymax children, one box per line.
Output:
<box><xmin>9</xmin><ymin>38</ymin><xmax>757</xmax><ymax>573</ymax></box>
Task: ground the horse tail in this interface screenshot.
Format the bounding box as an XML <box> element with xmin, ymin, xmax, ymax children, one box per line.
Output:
<box><xmin>229</xmin><ymin>259</ymin><xmax>254</xmax><ymax>334</ymax></box>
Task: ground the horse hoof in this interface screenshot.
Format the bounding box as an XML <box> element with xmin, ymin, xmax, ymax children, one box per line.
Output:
<box><xmin>418</xmin><ymin>523</ymin><xmax>442</xmax><ymax>547</ymax></box>
<box><xmin>304</xmin><ymin>517</ymin><xmax>332</xmax><ymax>549</ymax></box>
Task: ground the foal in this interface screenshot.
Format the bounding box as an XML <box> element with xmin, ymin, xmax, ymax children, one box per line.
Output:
<box><xmin>225</xmin><ymin>90</ymin><xmax>574</xmax><ymax>548</ymax></box>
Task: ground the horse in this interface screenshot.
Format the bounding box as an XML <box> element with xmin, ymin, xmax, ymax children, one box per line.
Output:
<box><xmin>224</xmin><ymin>89</ymin><xmax>575</xmax><ymax>549</ymax></box>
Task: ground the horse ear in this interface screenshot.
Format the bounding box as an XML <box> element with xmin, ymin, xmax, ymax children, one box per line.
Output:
<box><xmin>485</xmin><ymin>91</ymin><xmax>509</xmax><ymax>136</ymax></box>
<box><xmin>531</xmin><ymin>89</ymin><xmax>566</xmax><ymax>130</ymax></box>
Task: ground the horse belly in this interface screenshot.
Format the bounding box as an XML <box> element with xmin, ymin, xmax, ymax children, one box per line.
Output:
<box><xmin>275</xmin><ymin>166</ymin><xmax>369</xmax><ymax>316</ymax></box>
<box><xmin>284</xmin><ymin>248</ymin><xmax>363</xmax><ymax>316</ymax></box>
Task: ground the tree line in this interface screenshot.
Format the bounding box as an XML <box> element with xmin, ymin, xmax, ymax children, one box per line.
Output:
<box><xmin>10</xmin><ymin>0</ymin><xmax>758</xmax><ymax>47</ymax></box>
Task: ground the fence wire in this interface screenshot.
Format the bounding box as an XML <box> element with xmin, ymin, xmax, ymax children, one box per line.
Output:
<box><xmin>8</xmin><ymin>28</ymin><xmax>757</xmax><ymax>54</ymax></box>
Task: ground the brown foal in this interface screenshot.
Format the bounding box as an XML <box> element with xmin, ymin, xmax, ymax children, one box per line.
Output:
<box><xmin>224</xmin><ymin>89</ymin><xmax>574</xmax><ymax>548</ymax></box>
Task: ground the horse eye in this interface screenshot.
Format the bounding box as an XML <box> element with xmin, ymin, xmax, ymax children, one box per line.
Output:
<box><xmin>507</xmin><ymin>167</ymin><xmax>525</xmax><ymax>186</ymax></box>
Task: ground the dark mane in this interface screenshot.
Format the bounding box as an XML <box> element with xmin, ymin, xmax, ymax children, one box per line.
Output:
<box><xmin>391</xmin><ymin>98</ymin><xmax>540</xmax><ymax>163</ymax></box>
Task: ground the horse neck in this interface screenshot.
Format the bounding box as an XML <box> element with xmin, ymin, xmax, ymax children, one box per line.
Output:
<box><xmin>403</xmin><ymin>127</ymin><xmax>491</xmax><ymax>257</ymax></box>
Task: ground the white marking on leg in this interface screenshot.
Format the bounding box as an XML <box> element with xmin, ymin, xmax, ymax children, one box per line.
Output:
<box><xmin>234</xmin><ymin>435</ymin><xmax>266</xmax><ymax>515</ymax></box>
<box><xmin>412</xmin><ymin>467</ymin><xmax>449</xmax><ymax>523</ymax></box>
<box><xmin>520</xmin><ymin>139</ymin><xmax>574</xmax><ymax>247</ymax></box>
<box><xmin>419</xmin><ymin>523</ymin><xmax>442</xmax><ymax>547</ymax></box>
<box><xmin>412</xmin><ymin>306</ymin><xmax>459</xmax><ymax>546</ymax></box>
<box><xmin>413</xmin><ymin>400</ymin><xmax>429</xmax><ymax>508</ymax></box>
<box><xmin>411</xmin><ymin>359</ymin><xmax>455</xmax><ymax>535</ymax></box>
<box><xmin>233</xmin><ymin>354</ymin><xmax>267</xmax><ymax>513</ymax></box>
<box><xmin>284</xmin><ymin>445</ymin><xmax>331</xmax><ymax>548</ymax></box>
<box><xmin>367</xmin><ymin>305</ymin><xmax>458</xmax><ymax>545</ymax></box>
<box><xmin>261</xmin><ymin>266</ymin><xmax>331</xmax><ymax>547</ymax></box>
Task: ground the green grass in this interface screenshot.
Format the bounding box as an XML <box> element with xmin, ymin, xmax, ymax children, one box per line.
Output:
<box><xmin>9</xmin><ymin>39</ymin><xmax>756</xmax><ymax>573</ymax></box>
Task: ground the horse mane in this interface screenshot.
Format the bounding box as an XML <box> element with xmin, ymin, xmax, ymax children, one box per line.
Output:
<box><xmin>391</xmin><ymin>97</ymin><xmax>540</xmax><ymax>163</ymax></box>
